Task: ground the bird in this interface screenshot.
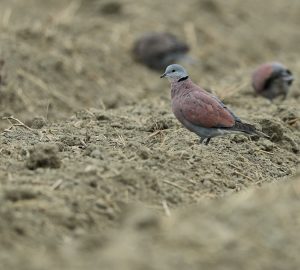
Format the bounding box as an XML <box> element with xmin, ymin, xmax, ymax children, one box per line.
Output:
<box><xmin>0</xmin><ymin>59</ymin><xmax>5</xmax><ymax>87</ymax></box>
<box><xmin>132</xmin><ymin>32</ymin><xmax>190</xmax><ymax>71</ymax></box>
<box><xmin>160</xmin><ymin>64</ymin><xmax>269</xmax><ymax>145</ymax></box>
<box><xmin>252</xmin><ymin>62</ymin><xmax>294</xmax><ymax>100</ymax></box>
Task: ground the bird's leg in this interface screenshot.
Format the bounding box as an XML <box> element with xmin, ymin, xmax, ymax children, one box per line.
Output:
<box><xmin>199</xmin><ymin>137</ymin><xmax>205</xmax><ymax>144</ymax></box>
<box><xmin>282</xmin><ymin>93</ymin><xmax>288</xmax><ymax>101</ymax></box>
<box><xmin>205</xmin><ymin>138</ymin><xmax>211</xmax><ymax>145</ymax></box>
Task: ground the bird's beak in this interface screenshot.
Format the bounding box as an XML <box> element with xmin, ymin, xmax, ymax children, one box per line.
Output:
<box><xmin>282</xmin><ymin>74</ymin><xmax>294</xmax><ymax>85</ymax></box>
<box><xmin>160</xmin><ymin>73</ymin><xmax>166</xmax><ymax>78</ymax></box>
<box><xmin>282</xmin><ymin>70</ymin><xmax>294</xmax><ymax>84</ymax></box>
<box><xmin>283</xmin><ymin>75</ymin><xmax>294</xmax><ymax>81</ymax></box>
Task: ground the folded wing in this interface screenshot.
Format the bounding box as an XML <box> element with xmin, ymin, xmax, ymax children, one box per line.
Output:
<box><xmin>180</xmin><ymin>91</ymin><xmax>235</xmax><ymax>128</ymax></box>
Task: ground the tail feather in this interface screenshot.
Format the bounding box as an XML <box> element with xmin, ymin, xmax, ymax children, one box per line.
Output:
<box><xmin>230</xmin><ymin>121</ymin><xmax>270</xmax><ymax>139</ymax></box>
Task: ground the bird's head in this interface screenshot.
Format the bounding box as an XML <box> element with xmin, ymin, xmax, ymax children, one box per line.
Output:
<box><xmin>274</xmin><ymin>65</ymin><xmax>294</xmax><ymax>86</ymax></box>
<box><xmin>160</xmin><ymin>64</ymin><xmax>189</xmax><ymax>83</ymax></box>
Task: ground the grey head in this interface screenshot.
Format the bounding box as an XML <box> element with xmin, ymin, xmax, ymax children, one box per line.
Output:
<box><xmin>271</xmin><ymin>63</ymin><xmax>294</xmax><ymax>84</ymax></box>
<box><xmin>265</xmin><ymin>63</ymin><xmax>294</xmax><ymax>100</ymax></box>
<box><xmin>160</xmin><ymin>64</ymin><xmax>189</xmax><ymax>82</ymax></box>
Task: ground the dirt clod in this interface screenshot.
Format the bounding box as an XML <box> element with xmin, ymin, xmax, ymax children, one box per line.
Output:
<box><xmin>85</xmin><ymin>145</ymin><xmax>105</xmax><ymax>159</ymax></box>
<box><xmin>29</xmin><ymin>116</ymin><xmax>47</xmax><ymax>129</ymax></box>
<box><xmin>26</xmin><ymin>143</ymin><xmax>61</xmax><ymax>170</ymax></box>
<box><xmin>259</xmin><ymin>118</ymin><xmax>285</xmax><ymax>142</ymax></box>
<box><xmin>3</xmin><ymin>188</ymin><xmax>39</xmax><ymax>202</ymax></box>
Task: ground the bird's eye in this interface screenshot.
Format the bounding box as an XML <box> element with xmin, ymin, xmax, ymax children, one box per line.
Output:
<box><xmin>172</xmin><ymin>70</ymin><xmax>175</xmax><ymax>72</ymax></box>
<box><xmin>286</xmin><ymin>69</ymin><xmax>292</xmax><ymax>75</ymax></box>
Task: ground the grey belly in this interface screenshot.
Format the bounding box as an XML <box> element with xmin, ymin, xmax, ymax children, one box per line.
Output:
<box><xmin>263</xmin><ymin>80</ymin><xmax>290</xmax><ymax>99</ymax></box>
<box><xmin>183</xmin><ymin>120</ymin><xmax>228</xmax><ymax>139</ymax></box>
<box><xmin>173</xmin><ymin>105</ymin><xmax>230</xmax><ymax>139</ymax></box>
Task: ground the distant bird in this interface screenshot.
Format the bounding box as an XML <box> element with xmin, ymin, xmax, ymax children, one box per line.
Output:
<box><xmin>252</xmin><ymin>62</ymin><xmax>294</xmax><ymax>100</ymax></box>
<box><xmin>132</xmin><ymin>32</ymin><xmax>190</xmax><ymax>71</ymax></box>
<box><xmin>161</xmin><ymin>64</ymin><xmax>268</xmax><ymax>145</ymax></box>
<box><xmin>0</xmin><ymin>59</ymin><xmax>5</xmax><ymax>87</ymax></box>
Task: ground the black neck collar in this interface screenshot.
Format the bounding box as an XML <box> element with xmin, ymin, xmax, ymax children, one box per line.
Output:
<box><xmin>178</xmin><ymin>76</ymin><xmax>189</xmax><ymax>82</ymax></box>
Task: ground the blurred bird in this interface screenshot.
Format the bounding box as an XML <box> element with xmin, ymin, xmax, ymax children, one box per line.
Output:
<box><xmin>0</xmin><ymin>59</ymin><xmax>5</xmax><ymax>86</ymax></box>
<box><xmin>161</xmin><ymin>64</ymin><xmax>269</xmax><ymax>145</ymax></box>
<box><xmin>132</xmin><ymin>32</ymin><xmax>190</xmax><ymax>71</ymax></box>
<box><xmin>252</xmin><ymin>62</ymin><xmax>294</xmax><ymax>100</ymax></box>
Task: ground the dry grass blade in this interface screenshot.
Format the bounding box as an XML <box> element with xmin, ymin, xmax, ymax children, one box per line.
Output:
<box><xmin>51</xmin><ymin>179</ymin><xmax>63</xmax><ymax>190</ymax></box>
<box><xmin>163</xmin><ymin>180</ymin><xmax>187</xmax><ymax>192</ymax></box>
<box><xmin>162</xmin><ymin>200</ymin><xmax>171</xmax><ymax>217</ymax></box>
<box><xmin>148</xmin><ymin>130</ymin><xmax>165</xmax><ymax>138</ymax></box>
<box><xmin>2</xmin><ymin>116</ymin><xmax>36</xmax><ymax>133</ymax></box>
<box><xmin>229</xmin><ymin>164</ymin><xmax>256</xmax><ymax>182</ymax></box>
<box><xmin>286</xmin><ymin>118</ymin><xmax>299</xmax><ymax>126</ymax></box>
<box><xmin>234</xmin><ymin>171</ymin><xmax>256</xmax><ymax>182</ymax></box>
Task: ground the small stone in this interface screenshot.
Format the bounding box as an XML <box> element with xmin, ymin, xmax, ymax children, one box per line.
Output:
<box><xmin>90</xmin><ymin>149</ymin><xmax>103</xmax><ymax>159</ymax></box>
<box><xmin>203</xmin><ymin>179</ymin><xmax>212</xmax><ymax>188</ymax></box>
<box><xmin>137</xmin><ymin>146</ymin><xmax>151</xmax><ymax>160</ymax></box>
<box><xmin>85</xmin><ymin>145</ymin><xmax>105</xmax><ymax>159</ymax></box>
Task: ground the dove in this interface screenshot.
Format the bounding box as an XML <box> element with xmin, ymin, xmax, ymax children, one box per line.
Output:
<box><xmin>252</xmin><ymin>62</ymin><xmax>294</xmax><ymax>100</ymax></box>
<box><xmin>161</xmin><ymin>64</ymin><xmax>268</xmax><ymax>145</ymax></box>
<box><xmin>132</xmin><ymin>32</ymin><xmax>190</xmax><ymax>71</ymax></box>
<box><xmin>0</xmin><ymin>59</ymin><xmax>4</xmax><ymax>86</ymax></box>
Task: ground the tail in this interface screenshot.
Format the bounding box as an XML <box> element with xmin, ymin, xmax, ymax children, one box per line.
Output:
<box><xmin>230</xmin><ymin>121</ymin><xmax>270</xmax><ymax>139</ymax></box>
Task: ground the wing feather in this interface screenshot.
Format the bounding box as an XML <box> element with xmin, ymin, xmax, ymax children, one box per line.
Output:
<box><xmin>180</xmin><ymin>91</ymin><xmax>235</xmax><ymax>128</ymax></box>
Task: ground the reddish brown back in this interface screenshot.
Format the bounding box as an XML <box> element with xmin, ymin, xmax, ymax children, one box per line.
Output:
<box><xmin>252</xmin><ymin>63</ymin><xmax>274</xmax><ymax>93</ymax></box>
<box><xmin>171</xmin><ymin>79</ymin><xmax>235</xmax><ymax>129</ymax></box>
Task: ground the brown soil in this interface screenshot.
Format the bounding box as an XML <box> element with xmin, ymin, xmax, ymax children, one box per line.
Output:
<box><xmin>0</xmin><ymin>0</ymin><xmax>299</xmax><ymax>269</ymax></box>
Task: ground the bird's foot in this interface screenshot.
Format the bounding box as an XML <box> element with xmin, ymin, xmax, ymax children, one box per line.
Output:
<box><xmin>199</xmin><ymin>138</ymin><xmax>211</xmax><ymax>145</ymax></box>
<box><xmin>205</xmin><ymin>138</ymin><xmax>211</xmax><ymax>145</ymax></box>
